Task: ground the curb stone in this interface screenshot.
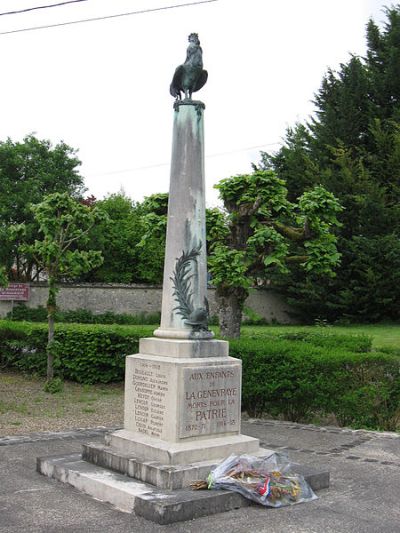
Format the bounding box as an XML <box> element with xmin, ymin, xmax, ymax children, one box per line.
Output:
<box><xmin>1</xmin><ymin>418</ymin><xmax>399</xmax><ymax>445</ymax></box>
<box><xmin>0</xmin><ymin>426</ymin><xmax>121</xmax><ymax>446</ymax></box>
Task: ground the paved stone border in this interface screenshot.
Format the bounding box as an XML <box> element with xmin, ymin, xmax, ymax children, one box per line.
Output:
<box><xmin>1</xmin><ymin>417</ymin><xmax>399</xmax><ymax>455</ymax></box>
<box><xmin>0</xmin><ymin>426</ymin><xmax>121</xmax><ymax>446</ymax></box>
<box><xmin>246</xmin><ymin>418</ymin><xmax>400</xmax><ymax>439</ymax></box>
<box><xmin>246</xmin><ymin>420</ymin><xmax>400</xmax><ymax>468</ymax></box>
<box><xmin>259</xmin><ymin>440</ymin><xmax>400</xmax><ymax>468</ymax></box>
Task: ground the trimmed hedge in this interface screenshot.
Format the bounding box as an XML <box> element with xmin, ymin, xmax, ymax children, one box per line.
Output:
<box><xmin>0</xmin><ymin>321</ymin><xmax>399</xmax><ymax>430</ymax></box>
<box><xmin>240</xmin><ymin>327</ymin><xmax>373</xmax><ymax>353</ymax></box>
<box><xmin>6</xmin><ymin>304</ymin><xmax>161</xmax><ymax>325</ymax></box>
<box><xmin>231</xmin><ymin>335</ymin><xmax>400</xmax><ymax>431</ymax></box>
<box><xmin>0</xmin><ymin>321</ymin><xmax>154</xmax><ymax>384</ymax></box>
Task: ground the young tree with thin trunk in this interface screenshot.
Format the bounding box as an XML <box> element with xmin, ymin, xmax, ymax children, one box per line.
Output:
<box><xmin>22</xmin><ymin>192</ymin><xmax>104</xmax><ymax>381</ymax></box>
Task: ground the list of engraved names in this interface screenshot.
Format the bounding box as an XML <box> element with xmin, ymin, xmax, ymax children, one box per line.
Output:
<box><xmin>181</xmin><ymin>364</ymin><xmax>240</xmax><ymax>438</ymax></box>
<box><xmin>132</xmin><ymin>361</ymin><xmax>168</xmax><ymax>438</ymax></box>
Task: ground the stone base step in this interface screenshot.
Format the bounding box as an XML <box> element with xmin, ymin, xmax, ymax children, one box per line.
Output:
<box><xmin>106</xmin><ymin>428</ymin><xmax>261</xmax><ymax>465</ymax></box>
<box><xmin>82</xmin><ymin>442</ymin><xmax>276</xmax><ymax>489</ymax></box>
<box><xmin>37</xmin><ymin>453</ymin><xmax>153</xmax><ymax>513</ymax></box>
<box><xmin>37</xmin><ymin>453</ymin><xmax>330</xmax><ymax>524</ymax></box>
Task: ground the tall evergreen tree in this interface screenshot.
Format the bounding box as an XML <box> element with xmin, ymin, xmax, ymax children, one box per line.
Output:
<box><xmin>262</xmin><ymin>6</ymin><xmax>400</xmax><ymax>322</ymax></box>
<box><xmin>311</xmin><ymin>57</ymin><xmax>371</xmax><ymax>155</ymax></box>
<box><xmin>366</xmin><ymin>8</ymin><xmax>400</xmax><ymax>121</ymax></box>
<box><xmin>259</xmin><ymin>123</ymin><xmax>319</xmax><ymax>202</ymax></box>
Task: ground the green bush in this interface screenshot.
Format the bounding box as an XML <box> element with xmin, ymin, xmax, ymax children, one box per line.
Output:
<box><xmin>7</xmin><ymin>305</ymin><xmax>48</xmax><ymax>322</ymax></box>
<box><xmin>242</xmin><ymin>307</ymin><xmax>268</xmax><ymax>325</ymax></box>
<box><xmin>230</xmin><ymin>335</ymin><xmax>400</xmax><ymax>431</ymax></box>
<box><xmin>6</xmin><ymin>304</ymin><xmax>268</xmax><ymax>328</ymax></box>
<box><xmin>241</xmin><ymin>328</ymin><xmax>373</xmax><ymax>353</ymax></box>
<box><xmin>0</xmin><ymin>321</ymin><xmax>154</xmax><ymax>384</ymax></box>
<box><xmin>44</xmin><ymin>377</ymin><xmax>64</xmax><ymax>394</ymax></box>
<box><xmin>6</xmin><ymin>304</ymin><xmax>161</xmax><ymax>325</ymax></box>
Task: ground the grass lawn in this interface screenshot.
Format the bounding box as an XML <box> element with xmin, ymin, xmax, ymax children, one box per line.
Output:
<box><xmin>240</xmin><ymin>323</ymin><xmax>400</xmax><ymax>351</ymax></box>
<box><xmin>0</xmin><ymin>372</ymin><xmax>123</xmax><ymax>436</ymax></box>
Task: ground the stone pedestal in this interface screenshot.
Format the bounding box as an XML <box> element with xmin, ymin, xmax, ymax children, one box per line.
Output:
<box><xmin>82</xmin><ymin>336</ymin><xmax>261</xmax><ymax>487</ymax></box>
<box><xmin>124</xmin><ymin>348</ymin><xmax>241</xmax><ymax>445</ymax></box>
<box><xmin>108</xmin><ymin>338</ymin><xmax>259</xmax><ymax>466</ymax></box>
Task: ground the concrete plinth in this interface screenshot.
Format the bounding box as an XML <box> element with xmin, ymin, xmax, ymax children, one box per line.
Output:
<box><xmin>75</xmin><ymin>331</ymin><xmax>265</xmax><ymax>492</ymax></box>
<box><xmin>139</xmin><ymin>337</ymin><xmax>228</xmax><ymax>358</ymax></box>
<box><xmin>36</xmin><ymin>332</ymin><xmax>331</xmax><ymax>522</ymax></box>
<box><xmin>105</xmin><ymin>430</ymin><xmax>260</xmax><ymax>465</ymax></box>
<box><xmin>82</xmin><ymin>440</ymin><xmax>270</xmax><ymax>489</ymax></box>
<box><xmin>111</xmin><ymin>332</ymin><xmax>263</xmax><ymax>467</ymax></box>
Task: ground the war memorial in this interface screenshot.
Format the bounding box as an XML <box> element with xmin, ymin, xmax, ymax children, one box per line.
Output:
<box><xmin>37</xmin><ymin>34</ymin><xmax>328</xmax><ymax>524</ymax></box>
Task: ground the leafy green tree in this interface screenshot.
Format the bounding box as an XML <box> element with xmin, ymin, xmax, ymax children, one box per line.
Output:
<box><xmin>22</xmin><ymin>193</ymin><xmax>104</xmax><ymax>380</ymax></box>
<box><xmin>127</xmin><ymin>174</ymin><xmax>341</xmax><ymax>337</ymax></box>
<box><xmin>83</xmin><ymin>192</ymin><xmax>168</xmax><ymax>285</ymax></box>
<box><xmin>208</xmin><ymin>170</ymin><xmax>342</xmax><ymax>338</ymax></box>
<box><xmin>0</xmin><ymin>135</ymin><xmax>85</xmax><ymax>281</ymax></box>
<box><xmin>83</xmin><ymin>193</ymin><xmax>144</xmax><ymax>284</ymax></box>
<box><xmin>135</xmin><ymin>193</ymin><xmax>168</xmax><ymax>284</ymax></box>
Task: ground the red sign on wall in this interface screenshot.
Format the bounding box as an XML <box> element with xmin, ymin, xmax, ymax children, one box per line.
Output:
<box><xmin>0</xmin><ymin>283</ymin><xmax>30</xmax><ymax>301</ymax></box>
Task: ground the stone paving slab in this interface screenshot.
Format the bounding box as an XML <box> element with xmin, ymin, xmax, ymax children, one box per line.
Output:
<box><xmin>243</xmin><ymin>419</ymin><xmax>400</xmax><ymax>470</ymax></box>
<box><xmin>245</xmin><ymin>420</ymin><xmax>374</xmax><ymax>453</ymax></box>
<box><xmin>351</xmin><ymin>437</ymin><xmax>400</xmax><ymax>462</ymax></box>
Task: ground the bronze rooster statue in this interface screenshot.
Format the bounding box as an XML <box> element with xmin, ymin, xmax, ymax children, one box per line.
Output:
<box><xmin>170</xmin><ymin>33</ymin><xmax>208</xmax><ymax>100</ymax></box>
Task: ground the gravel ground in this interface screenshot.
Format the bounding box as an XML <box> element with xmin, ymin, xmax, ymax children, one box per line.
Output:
<box><xmin>0</xmin><ymin>371</ymin><xmax>124</xmax><ymax>436</ymax></box>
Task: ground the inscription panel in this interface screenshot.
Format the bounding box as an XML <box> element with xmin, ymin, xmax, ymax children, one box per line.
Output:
<box><xmin>0</xmin><ymin>283</ymin><xmax>30</xmax><ymax>301</ymax></box>
<box><xmin>131</xmin><ymin>360</ymin><xmax>169</xmax><ymax>439</ymax></box>
<box><xmin>180</xmin><ymin>364</ymin><xmax>240</xmax><ymax>438</ymax></box>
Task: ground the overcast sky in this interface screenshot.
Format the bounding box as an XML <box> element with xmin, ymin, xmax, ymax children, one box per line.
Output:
<box><xmin>0</xmin><ymin>0</ymin><xmax>390</xmax><ymax>206</ymax></box>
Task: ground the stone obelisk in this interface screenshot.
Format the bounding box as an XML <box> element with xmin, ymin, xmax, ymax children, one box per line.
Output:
<box><xmin>85</xmin><ymin>33</ymin><xmax>261</xmax><ymax>483</ymax></box>
<box><xmin>154</xmin><ymin>100</ymin><xmax>211</xmax><ymax>340</ymax></box>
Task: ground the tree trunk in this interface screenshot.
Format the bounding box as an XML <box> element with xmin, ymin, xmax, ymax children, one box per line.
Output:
<box><xmin>216</xmin><ymin>287</ymin><xmax>248</xmax><ymax>339</ymax></box>
<box><xmin>46</xmin><ymin>276</ymin><xmax>57</xmax><ymax>381</ymax></box>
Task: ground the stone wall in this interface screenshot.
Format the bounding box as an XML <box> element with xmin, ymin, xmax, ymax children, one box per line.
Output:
<box><xmin>0</xmin><ymin>283</ymin><xmax>297</xmax><ymax>324</ymax></box>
